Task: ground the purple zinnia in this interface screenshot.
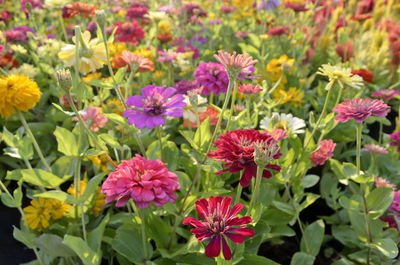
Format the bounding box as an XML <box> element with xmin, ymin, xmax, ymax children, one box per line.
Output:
<box><xmin>5</xmin><ymin>26</ymin><xmax>34</xmax><ymax>43</ymax></box>
<box><xmin>194</xmin><ymin>62</ymin><xmax>229</xmax><ymax>96</ymax></box>
<box><xmin>175</xmin><ymin>80</ymin><xmax>198</xmax><ymax>94</ymax></box>
<box><xmin>371</xmin><ymin>89</ymin><xmax>400</xmax><ymax>101</ymax></box>
<box><xmin>389</xmin><ymin>132</ymin><xmax>400</xmax><ymax>152</ymax></box>
<box><xmin>123</xmin><ymin>85</ymin><xmax>186</xmax><ymax>129</ymax></box>
<box><xmin>333</xmin><ymin>98</ymin><xmax>390</xmax><ymax>123</ymax></box>
<box><xmin>259</xmin><ymin>0</ymin><xmax>281</xmax><ymax>10</ymax></box>
<box><xmin>389</xmin><ymin>190</ymin><xmax>400</xmax><ymax>220</ymax></box>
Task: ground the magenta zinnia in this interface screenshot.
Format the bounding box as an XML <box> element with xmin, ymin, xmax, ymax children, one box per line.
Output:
<box><xmin>208</xmin><ymin>129</ymin><xmax>282</xmax><ymax>187</ymax></box>
<box><xmin>123</xmin><ymin>85</ymin><xmax>186</xmax><ymax>129</ymax></box>
<box><xmin>183</xmin><ymin>196</ymin><xmax>254</xmax><ymax>260</ymax></box>
<box><xmin>389</xmin><ymin>132</ymin><xmax>400</xmax><ymax>152</ymax></box>
<box><xmin>333</xmin><ymin>98</ymin><xmax>390</xmax><ymax>123</ymax></box>
<box><xmin>101</xmin><ymin>155</ymin><xmax>180</xmax><ymax>208</ymax></box>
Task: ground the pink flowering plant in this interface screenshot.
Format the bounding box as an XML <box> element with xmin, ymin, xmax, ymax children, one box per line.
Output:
<box><xmin>0</xmin><ymin>1</ymin><xmax>399</xmax><ymax>265</ymax></box>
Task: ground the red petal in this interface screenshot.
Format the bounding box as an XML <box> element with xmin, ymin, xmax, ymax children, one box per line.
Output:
<box><xmin>226</xmin><ymin>232</ymin><xmax>246</xmax><ymax>244</ymax></box>
<box><xmin>195</xmin><ymin>198</ymin><xmax>209</xmax><ymax>219</ymax></box>
<box><xmin>221</xmin><ymin>196</ymin><xmax>233</xmax><ymax>216</ymax></box>
<box><xmin>205</xmin><ymin>236</ymin><xmax>221</xmax><ymax>258</ymax></box>
<box><xmin>227</xmin><ymin>227</ymin><xmax>255</xmax><ymax>237</ymax></box>
<box><xmin>221</xmin><ymin>237</ymin><xmax>232</xmax><ymax>260</ymax></box>
<box><xmin>228</xmin><ymin>203</ymin><xmax>244</xmax><ymax>217</ymax></box>
<box><xmin>228</xmin><ymin>216</ymin><xmax>252</xmax><ymax>226</ymax></box>
<box><xmin>182</xmin><ymin>217</ymin><xmax>206</xmax><ymax>228</ymax></box>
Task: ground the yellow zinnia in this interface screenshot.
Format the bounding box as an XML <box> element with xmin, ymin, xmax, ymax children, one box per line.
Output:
<box><xmin>68</xmin><ymin>180</ymin><xmax>105</xmax><ymax>216</ymax></box>
<box><xmin>0</xmin><ymin>75</ymin><xmax>41</xmax><ymax>118</ymax></box>
<box><xmin>23</xmin><ymin>198</ymin><xmax>52</xmax><ymax>231</ymax></box>
<box><xmin>272</xmin><ymin>87</ymin><xmax>304</xmax><ymax>107</ymax></box>
<box><xmin>58</xmin><ymin>31</ymin><xmax>107</xmax><ymax>74</ymax></box>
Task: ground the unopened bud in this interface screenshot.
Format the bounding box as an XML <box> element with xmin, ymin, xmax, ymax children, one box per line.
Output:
<box><xmin>253</xmin><ymin>141</ymin><xmax>280</xmax><ymax>166</ymax></box>
<box><xmin>187</xmin><ymin>89</ymin><xmax>200</xmax><ymax>106</ymax></box>
<box><xmin>56</xmin><ymin>69</ymin><xmax>72</xmax><ymax>91</ymax></box>
<box><xmin>95</xmin><ymin>10</ymin><xmax>107</xmax><ymax>29</ymax></box>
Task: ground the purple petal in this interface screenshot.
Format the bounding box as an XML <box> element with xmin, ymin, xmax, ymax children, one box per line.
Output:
<box><xmin>126</xmin><ymin>95</ymin><xmax>144</xmax><ymax>108</ymax></box>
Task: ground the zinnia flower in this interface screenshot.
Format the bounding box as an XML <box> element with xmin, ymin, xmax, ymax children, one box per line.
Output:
<box><xmin>58</xmin><ymin>31</ymin><xmax>106</xmax><ymax>74</ymax></box>
<box><xmin>333</xmin><ymin>98</ymin><xmax>390</xmax><ymax>123</ymax></box>
<box><xmin>388</xmin><ymin>190</ymin><xmax>400</xmax><ymax>220</ymax></box>
<box><xmin>317</xmin><ymin>64</ymin><xmax>364</xmax><ymax>89</ymax></box>
<box><xmin>389</xmin><ymin>132</ymin><xmax>400</xmax><ymax>152</ymax></box>
<box><xmin>194</xmin><ymin>62</ymin><xmax>229</xmax><ymax>96</ymax></box>
<box><xmin>364</xmin><ymin>144</ymin><xmax>389</xmax><ymax>154</ymax></box>
<box><xmin>23</xmin><ymin>198</ymin><xmax>52</xmax><ymax>231</ymax></box>
<box><xmin>5</xmin><ymin>26</ymin><xmax>34</xmax><ymax>43</ymax></box>
<box><xmin>268</xmin><ymin>26</ymin><xmax>289</xmax><ymax>36</ymax></box>
<box><xmin>175</xmin><ymin>80</ymin><xmax>198</xmax><ymax>95</ymax></box>
<box><xmin>214</xmin><ymin>50</ymin><xmax>257</xmax><ymax>74</ymax></box>
<box><xmin>310</xmin><ymin>139</ymin><xmax>336</xmax><ymax>167</ymax></box>
<box><xmin>238</xmin><ymin>84</ymin><xmax>262</xmax><ymax>94</ymax></box>
<box><xmin>76</xmin><ymin>106</ymin><xmax>108</xmax><ymax>132</ymax></box>
<box><xmin>102</xmin><ymin>155</ymin><xmax>180</xmax><ymax>208</ymax></box>
<box><xmin>208</xmin><ymin>130</ymin><xmax>282</xmax><ymax>187</ymax></box>
<box><xmin>352</xmin><ymin>69</ymin><xmax>374</xmax><ymax>83</ymax></box>
<box><xmin>183</xmin><ymin>196</ymin><xmax>254</xmax><ymax>260</ymax></box>
<box><xmin>123</xmin><ymin>85</ymin><xmax>186</xmax><ymax>129</ymax></box>
<box><xmin>62</xmin><ymin>2</ymin><xmax>97</xmax><ymax>18</ymax></box>
<box><xmin>0</xmin><ymin>75</ymin><xmax>41</xmax><ymax>118</ymax></box>
<box><xmin>113</xmin><ymin>50</ymin><xmax>154</xmax><ymax>72</ymax></box>
<box><xmin>260</xmin><ymin>113</ymin><xmax>306</xmax><ymax>135</ymax></box>
<box><xmin>372</xmin><ymin>89</ymin><xmax>400</xmax><ymax>101</ymax></box>
<box><xmin>114</xmin><ymin>21</ymin><xmax>145</xmax><ymax>45</ymax></box>
<box><xmin>336</xmin><ymin>42</ymin><xmax>355</xmax><ymax>62</ymax></box>
<box><xmin>375</xmin><ymin>177</ymin><xmax>396</xmax><ymax>189</ymax></box>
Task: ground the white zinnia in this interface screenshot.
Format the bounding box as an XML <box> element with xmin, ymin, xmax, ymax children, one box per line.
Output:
<box><xmin>260</xmin><ymin>112</ymin><xmax>306</xmax><ymax>135</ymax></box>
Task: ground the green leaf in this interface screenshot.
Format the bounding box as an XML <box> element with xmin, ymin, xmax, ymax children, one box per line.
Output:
<box><xmin>272</xmin><ymin>201</ymin><xmax>295</xmax><ymax>215</ymax></box>
<box><xmin>371</xmin><ymin>238</ymin><xmax>399</xmax><ymax>258</ymax></box>
<box><xmin>111</xmin><ymin>223</ymin><xmax>152</xmax><ymax>264</ymax></box>
<box><xmin>78</xmin><ymin>172</ymin><xmax>107</xmax><ymax>203</ymax></box>
<box><xmin>300</xmin><ymin>220</ymin><xmax>325</xmax><ymax>256</ymax></box>
<box><xmin>54</xmin><ymin>126</ymin><xmax>79</xmax><ymax>156</ymax></box>
<box><xmin>20</xmin><ymin>169</ymin><xmax>66</xmax><ymax>188</ymax></box>
<box><xmin>88</xmin><ymin>213</ymin><xmax>110</xmax><ymax>252</ymax></box>
<box><xmin>85</xmin><ymin>80</ymin><xmax>114</xmax><ymax>89</ymax></box>
<box><xmin>146</xmin><ymin>140</ymin><xmax>180</xmax><ymax>171</ymax></box>
<box><xmin>147</xmin><ymin>214</ymin><xmax>173</xmax><ymax>249</ymax></box>
<box><xmin>98</xmin><ymin>134</ymin><xmax>121</xmax><ymax>149</ymax></box>
<box><xmin>13</xmin><ymin>226</ymin><xmax>36</xmax><ymax>249</ymax></box>
<box><xmin>34</xmin><ymin>234</ymin><xmax>75</xmax><ymax>257</ymax></box>
<box><xmin>1</xmin><ymin>193</ymin><xmax>18</xmax><ymax>208</ymax></box>
<box><xmin>290</xmin><ymin>252</ymin><xmax>315</xmax><ymax>265</ymax></box>
<box><xmin>174</xmin><ymin>253</ymin><xmax>216</xmax><ymax>265</ymax></box>
<box><xmin>302</xmin><ymin>175</ymin><xmax>320</xmax><ymax>188</ymax></box>
<box><xmin>63</xmin><ymin>235</ymin><xmax>101</xmax><ymax>265</ymax></box>
<box><xmin>114</xmin><ymin>66</ymin><xmax>127</xmax><ymax>84</ymax></box>
<box><xmin>194</xmin><ymin>117</ymin><xmax>211</xmax><ymax>151</ymax></box>
<box><xmin>35</xmin><ymin>190</ymin><xmax>77</xmax><ymax>204</ymax></box>
<box><xmin>237</xmin><ymin>254</ymin><xmax>280</xmax><ymax>265</ymax></box>
<box><xmin>366</xmin><ymin>187</ymin><xmax>394</xmax><ymax>218</ymax></box>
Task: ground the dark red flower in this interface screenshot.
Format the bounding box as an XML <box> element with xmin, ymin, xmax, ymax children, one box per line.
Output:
<box><xmin>268</xmin><ymin>26</ymin><xmax>289</xmax><ymax>36</ymax></box>
<box><xmin>336</xmin><ymin>41</ymin><xmax>354</xmax><ymax>62</ymax></box>
<box><xmin>284</xmin><ymin>2</ymin><xmax>308</xmax><ymax>12</ymax></box>
<box><xmin>208</xmin><ymin>129</ymin><xmax>281</xmax><ymax>187</ymax></box>
<box><xmin>126</xmin><ymin>1</ymin><xmax>148</xmax><ymax>20</ymax></box>
<box><xmin>352</xmin><ymin>69</ymin><xmax>374</xmax><ymax>83</ymax></box>
<box><xmin>114</xmin><ymin>21</ymin><xmax>145</xmax><ymax>45</ymax></box>
<box><xmin>183</xmin><ymin>196</ymin><xmax>254</xmax><ymax>260</ymax></box>
<box><xmin>157</xmin><ymin>33</ymin><xmax>173</xmax><ymax>43</ymax></box>
<box><xmin>380</xmin><ymin>217</ymin><xmax>398</xmax><ymax>230</ymax></box>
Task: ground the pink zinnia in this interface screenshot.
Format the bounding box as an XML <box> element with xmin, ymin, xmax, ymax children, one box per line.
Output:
<box><xmin>114</xmin><ymin>21</ymin><xmax>145</xmax><ymax>45</ymax></box>
<box><xmin>102</xmin><ymin>155</ymin><xmax>180</xmax><ymax>208</ymax></box>
<box><xmin>389</xmin><ymin>132</ymin><xmax>400</xmax><ymax>152</ymax></box>
<box><xmin>333</xmin><ymin>98</ymin><xmax>390</xmax><ymax>123</ymax></box>
<box><xmin>81</xmin><ymin>106</ymin><xmax>108</xmax><ymax>132</ymax></box>
<box><xmin>310</xmin><ymin>139</ymin><xmax>336</xmax><ymax>167</ymax></box>
<box><xmin>183</xmin><ymin>196</ymin><xmax>254</xmax><ymax>260</ymax></box>
<box><xmin>268</xmin><ymin>26</ymin><xmax>289</xmax><ymax>36</ymax></box>
<box><xmin>364</xmin><ymin>144</ymin><xmax>389</xmax><ymax>155</ymax></box>
<box><xmin>388</xmin><ymin>190</ymin><xmax>400</xmax><ymax>220</ymax></box>
<box><xmin>375</xmin><ymin>177</ymin><xmax>396</xmax><ymax>189</ymax></box>
<box><xmin>238</xmin><ymin>84</ymin><xmax>262</xmax><ymax>94</ymax></box>
<box><xmin>371</xmin><ymin>89</ymin><xmax>400</xmax><ymax>101</ymax></box>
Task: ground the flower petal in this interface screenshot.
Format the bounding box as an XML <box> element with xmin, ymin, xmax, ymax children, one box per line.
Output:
<box><xmin>205</xmin><ymin>236</ymin><xmax>221</xmax><ymax>258</ymax></box>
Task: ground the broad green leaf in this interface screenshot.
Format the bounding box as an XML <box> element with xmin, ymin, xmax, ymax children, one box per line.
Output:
<box><xmin>34</xmin><ymin>234</ymin><xmax>75</xmax><ymax>257</ymax></box>
<box><xmin>88</xmin><ymin>213</ymin><xmax>110</xmax><ymax>252</ymax></box>
<box><xmin>290</xmin><ymin>252</ymin><xmax>315</xmax><ymax>265</ymax></box>
<box><xmin>366</xmin><ymin>187</ymin><xmax>394</xmax><ymax>218</ymax></box>
<box><xmin>85</xmin><ymin>80</ymin><xmax>114</xmax><ymax>89</ymax></box>
<box><xmin>20</xmin><ymin>169</ymin><xmax>66</xmax><ymax>188</ymax></box>
<box><xmin>78</xmin><ymin>172</ymin><xmax>107</xmax><ymax>203</ymax></box>
<box><xmin>174</xmin><ymin>253</ymin><xmax>216</xmax><ymax>265</ymax></box>
<box><xmin>300</xmin><ymin>220</ymin><xmax>325</xmax><ymax>256</ymax></box>
<box><xmin>237</xmin><ymin>254</ymin><xmax>280</xmax><ymax>265</ymax></box>
<box><xmin>302</xmin><ymin>175</ymin><xmax>320</xmax><ymax>188</ymax></box>
<box><xmin>63</xmin><ymin>235</ymin><xmax>101</xmax><ymax>265</ymax></box>
<box><xmin>371</xmin><ymin>238</ymin><xmax>399</xmax><ymax>258</ymax></box>
<box><xmin>146</xmin><ymin>140</ymin><xmax>179</xmax><ymax>171</ymax></box>
<box><xmin>54</xmin><ymin>126</ymin><xmax>79</xmax><ymax>156</ymax></box>
<box><xmin>111</xmin><ymin>223</ymin><xmax>152</xmax><ymax>264</ymax></box>
<box><xmin>194</xmin><ymin>117</ymin><xmax>211</xmax><ymax>151</ymax></box>
<box><xmin>13</xmin><ymin>226</ymin><xmax>36</xmax><ymax>249</ymax></box>
<box><xmin>35</xmin><ymin>190</ymin><xmax>78</xmax><ymax>204</ymax></box>
<box><xmin>147</xmin><ymin>214</ymin><xmax>173</xmax><ymax>248</ymax></box>
<box><xmin>99</xmin><ymin>134</ymin><xmax>121</xmax><ymax>149</ymax></box>
<box><xmin>272</xmin><ymin>201</ymin><xmax>295</xmax><ymax>215</ymax></box>
<box><xmin>114</xmin><ymin>66</ymin><xmax>127</xmax><ymax>84</ymax></box>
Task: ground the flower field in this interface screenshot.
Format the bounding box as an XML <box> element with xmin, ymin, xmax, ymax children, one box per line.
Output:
<box><xmin>1</xmin><ymin>0</ymin><xmax>400</xmax><ymax>264</ymax></box>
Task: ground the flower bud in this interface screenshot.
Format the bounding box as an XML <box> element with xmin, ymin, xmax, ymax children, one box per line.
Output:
<box><xmin>56</xmin><ymin>69</ymin><xmax>72</xmax><ymax>91</ymax></box>
<box><xmin>253</xmin><ymin>141</ymin><xmax>280</xmax><ymax>166</ymax></box>
<box><xmin>95</xmin><ymin>10</ymin><xmax>107</xmax><ymax>29</ymax></box>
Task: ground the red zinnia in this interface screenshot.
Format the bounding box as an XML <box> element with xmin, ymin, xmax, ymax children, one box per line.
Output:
<box><xmin>333</xmin><ymin>98</ymin><xmax>390</xmax><ymax>123</ymax></box>
<box><xmin>268</xmin><ymin>26</ymin><xmax>289</xmax><ymax>36</ymax></box>
<box><xmin>114</xmin><ymin>21</ymin><xmax>145</xmax><ymax>45</ymax></box>
<box><xmin>310</xmin><ymin>139</ymin><xmax>336</xmax><ymax>167</ymax></box>
<box><xmin>352</xmin><ymin>69</ymin><xmax>374</xmax><ymax>83</ymax></box>
<box><xmin>183</xmin><ymin>196</ymin><xmax>254</xmax><ymax>260</ymax></box>
<box><xmin>208</xmin><ymin>129</ymin><xmax>281</xmax><ymax>187</ymax></box>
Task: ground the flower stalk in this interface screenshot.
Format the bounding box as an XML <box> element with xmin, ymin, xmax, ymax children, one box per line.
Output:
<box><xmin>130</xmin><ymin>200</ymin><xmax>149</xmax><ymax>259</ymax></box>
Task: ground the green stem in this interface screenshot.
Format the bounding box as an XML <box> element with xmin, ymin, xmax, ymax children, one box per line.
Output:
<box><xmin>356</xmin><ymin>123</ymin><xmax>362</xmax><ymax>176</ymax></box>
<box><xmin>194</xmin><ymin>103</ymin><xmax>201</xmax><ymax>149</ymax></box>
<box><xmin>234</xmin><ymin>184</ymin><xmax>243</xmax><ymax>205</ymax></box>
<box><xmin>378</xmin><ymin>123</ymin><xmax>383</xmax><ymax>144</ymax></box>
<box><xmin>246</xmin><ymin>165</ymin><xmax>263</xmax><ymax>216</ymax></box>
<box><xmin>225</xmin><ymin>80</ymin><xmax>237</xmax><ymax>131</ymax></box>
<box><xmin>130</xmin><ymin>201</ymin><xmax>148</xmax><ymax>259</ymax></box>
<box><xmin>17</xmin><ymin>111</ymin><xmax>52</xmax><ymax>172</ymax></box>
<box><xmin>334</xmin><ymin>86</ymin><xmax>344</xmax><ymax>108</ymax></box>
<box><xmin>58</xmin><ymin>12</ymin><xmax>68</xmax><ymax>42</ymax></box>
<box><xmin>157</xmin><ymin>126</ymin><xmax>163</xmax><ymax>161</ymax></box>
<box><xmin>246</xmin><ymin>98</ymin><xmax>252</xmax><ymax>128</ymax></box>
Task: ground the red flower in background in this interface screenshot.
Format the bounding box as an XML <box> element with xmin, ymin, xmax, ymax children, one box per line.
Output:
<box><xmin>126</xmin><ymin>1</ymin><xmax>148</xmax><ymax>20</ymax></box>
<box><xmin>268</xmin><ymin>26</ymin><xmax>289</xmax><ymax>36</ymax></box>
<box><xmin>352</xmin><ymin>69</ymin><xmax>374</xmax><ymax>83</ymax></box>
<box><xmin>112</xmin><ymin>50</ymin><xmax>154</xmax><ymax>72</ymax></box>
<box><xmin>208</xmin><ymin>129</ymin><xmax>281</xmax><ymax>187</ymax></box>
<box><xmin>284</xmin><ymin>2</ymin><xmax>308</xmax><ymax>12</ymax></box>
<box><xmin>336</xmin><ymin>41</ymin><xmax>354</xmax><ymax>62</ymax></box>
<box><xmin>114</xmin><ymin>21</ymin><xmax>145</xmax><ymax>45</ymax></box>
<box><xmin>183</xmin><ymin>196</ymin><xmax>254</xmax><ymax>260</ymax></box>
<box><xmin>310</xmin><ymin>139</ymin><xmax>336</xmax><ymax>167</ymax></box>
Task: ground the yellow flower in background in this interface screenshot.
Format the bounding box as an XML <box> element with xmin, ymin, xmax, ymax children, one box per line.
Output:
<box><xmin>88</xmin><ymin>153</ymin><xmax>112</xmax><ymax>172</ymax></box>
<box><xmin>232</xmin><ymin>0</ymin><xmax>253</xmax><ymax>8</ymax></box>
<box><xmin>158</xmin><ymin>20</ymin><xmax>171</xmax><ymax>33</ymax></box>
<box><xmin>0</xmin><ymin>75</ymin><xmax>41</xmax><ymax>118</ymax></box>
<box><xmin>154</xmin><ymin>70</ymin><xmax>166</xmax><ymax>80</ymax></box>
<box><xmin>266</xmin><ymin>55</ymin><xmax>295</xmax><ymax>73</ymax></box>
<box><xmin>9</xmin><ymin>64</ymin><xmax>39</xmax><ymax>78</ymax></box>
<box><xmin>68</xmin><ymin>180</ymin><xmax>105</xmax><ymax>216</ymax></box>
<box><xmin>108</xmin><ymin>42</ymin><xmax>127</xmax><ymax>59</ymax></box>
<box><xmin>44</xmin><ymin>0</ymin><xmax>69</xmax><ymax>8</ymax></box>
<box><xmin>58</xmin><ymin>31</ymin><xmax>107</xmax><ymax>74</ymax></box>
<box><xmin>48</xmin><ymin>199</ymin><xmax>71</xmax><ymax>220</ymax></box>
<box><xmin>83</xmin><ymin>72</ymin><xmax>102</xmax><ymax>83</ymax></box>
<box><xmin>272</xmin><ymin>87</ymin><xmax>304</xmax><ymax>107</ymax></box>
<box><xmin>134</xmin><ymin>47</ymin><xmax>153</xmax><ymax>59</ymax></box>
<box><xmin>317</xmin><ymin>64</ymin><xmax>363</xmax><ymax>89</ymax></box>
<box><xmin>23</xmin><ymin>198</ymin><xmax>52</xmax><ymax>231</ymax></box>
<box><xmin>68</xmin><ymin>180</ymin><xmax>87</xmax><ymax>197</ymax></box>
<box><xmin>104</xmin><ymin>98</ymin><xmax>124</xmax><ymax>116</ymax></box>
